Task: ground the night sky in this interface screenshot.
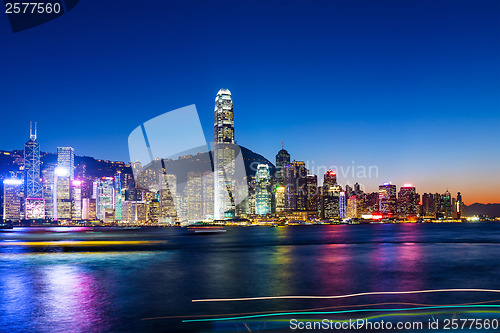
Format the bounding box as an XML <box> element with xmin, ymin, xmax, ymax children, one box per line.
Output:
<box><xmin>0</xmin><ymin>0</ymin><xmax>499</xmax><ymax>203</ymax></box>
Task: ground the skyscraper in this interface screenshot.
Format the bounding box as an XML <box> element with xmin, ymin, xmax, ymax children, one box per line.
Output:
<box><xmin>398</xmin><ymin>184</ymin><xmax>418</xmax><ymax>218</ymax></box>
<box><xmin>284</xmin><ymin>161</ymin><xmax>307</xmax><ymax>211</ymax></box>
<box><xmin>379</xmin><ymin>182</ymin><xmax>397</xmax><ymax>216</ymax></box>
<box><xmin>275</xmin><ymin>144</ymin><xmax>290</xmax><ymax>186</ymax></box>
<box><xmin>54</xmin><ymin>166</ymin><xmax>71</xmax><ymax>220</ymax></box>
<box><xmin>213</xmin><ymin>88</ymin><xmax>236</xmax><ymax>219</ymax></box>
<box><xmin>24</xmin><ymin>122</ymin><xmax>43</xmax><ymax>198</ymax></box>
<box><xmin>93</xmin><ymin>177</ymin><xmax>115</xmax><ymax>221</ymax></box>
<box><xmin>71</xmin><ymin>180</ymin><xmax>82</xmax><ymax>220</ymax></box>
<box><xmin>57</xmin><ymin>147</ymin><xmax>75</xmax><ymax>180</ymax></box>
<box><xmin>3</xmin><ymin>178</ymin><xmax>23</xmax><ymax>221</ymax></box>
<box><xmin>255</xmin><ymin>164</ymin><xmax>271</xmax><ymax>215</ymax></box>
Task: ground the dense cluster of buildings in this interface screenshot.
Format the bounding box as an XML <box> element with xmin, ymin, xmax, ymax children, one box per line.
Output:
<box><xmin>1</xmin><ymin>90</ymin><xmax>466</xmax><ymax>225</ymax></box>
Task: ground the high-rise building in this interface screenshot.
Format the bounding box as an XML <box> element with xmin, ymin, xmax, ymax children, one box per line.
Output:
<box><xmin>202</xmin><ymin>171</ymin><xmax>214</xmax><ymax>219</ymax></box>
<box><xmin>421</xmin><ymin>193</ymin><xmax>435</xmax><ymax>217</ymax></box>
<box><xmin>323</xmin><ymin>184</ymin><xmax>341</xmax><ymax>220</ymax></box>
<box><xmin>379</xmin><ymin>182</ymin><xmax>397</xmax><ymax>216</ymax></box>
<box><xmin>160</xmin><ymin>174</ymin><xmax>177</xmax><ymax>222</ymax></box>
<box><xmin>323</xmin><ymin>170</ymin><xmax>337</xmax><ymax>187</ymax></box>
<box><xmin>114</xmin><ymin>173</ymin><xmax>124</xmax><ymax>221</ymax></box>
<box><xmin>305</xmin><ymin>175</ymin><xmax>318</xmax><ymax>212</ymax></box>
<box><xmin>53</xmin><ymin>166</ymin><xmax>71</xmax><ymax>220</ymax></box>
<box><xmin>274</xmin><ymin>185</ymin><xmax>285</xmax><ymax>214</ymax></box>
<box><xmin>275</xmin><ymin>144</ymin><xmax>290</xmax><ymax>186</ymax></box>
<box><xmin>454</xmin><ymin>192</ymin><xmax>465</xmax><ymax>219</ymax></box>
<box><xmin>185</xmin><ymin>171</ymin><xmax>203</xmax><ymax>221</ymax></box>
<box><xmin>3</xmin><ymin>178</ymin><xmax>24</xmax><ymax>221</ymax></box>
<box><xmin>24</xmin><ymin>122</ymin><xmax>43</xmax><ymax>198</ymax></box>
<box><xmin>441</xmin><ymin>190</ymin><xmax>452</xmax><ymax>219</ymax></box>
<box><xmin>284</xmin><ymin>161</ymin><xmax>307</xmax><ymax>211</ymax></box>
<box><xmin>213</xmin><ymin>88</ymin><xmax>236</xmax><ymax>219</ymax></box>
<box><xmin>57</xmin><ymin>147</ymin><xmax>75</xmax><ymax>180</ymax></box>
<box><xmin>339</xmin><ymin>191</ymin><xmax>347</xmax><ymax>219</ymax></box>
<box><xmin>347</xmin><ymin>195</ymin><xmax>363</xmax><ymax>219</ymax></box>
<box><xmin>398</xmin><ymin>184</ymin><xmax>418</xmax><ymax>218</ymax></box>
<box><xmin>149</xmin><ymin>199</ymin><xmax>160</xmax><ymax>223</ymax></box>
<box><xmin>82</xmin><ymin>198</ymin><xmax>96</xmax><ymax>220</ymax></box>
<box><xmin>255</xmin><ymin>164</ymin><xmax>271</xmax><ymax>215</ymax></box>
<box><xmin>93</xmin><ymin>177</ymin><xmax>115</xmax><ymax>220</ymax></box>
<box><xmin>319</xmin><ymin>170</ymin><xmax>339</xmax><ymax>220</ymax></box>
<box><xmin>71</xmin><ymin>180</ymin><xmax>82</xmax><ymax>220</ymax></box>
<box><xmin>41</xmin><ymin>164</ymin><xmax>56</xmax><ymax>219</ymax></box>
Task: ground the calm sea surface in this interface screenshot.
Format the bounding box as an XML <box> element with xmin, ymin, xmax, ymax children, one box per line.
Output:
<box><xmin>1</xmin><ymin>223</ymin><xmax>499</xmax><ymax>332</ymax></box>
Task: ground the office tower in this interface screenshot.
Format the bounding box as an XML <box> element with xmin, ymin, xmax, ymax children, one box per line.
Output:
<box><xmin>93</xmin><ymin>177</ymin><xmax>115</xmax><ymax>220</ymax></box>
<box><xmin>71</xmin><ymin>180</ymin><xmax>82</xmax><ymax>220</ymax></box>
<box><xmin>421</xmin><ymin>193</ymin><xmax>435</xmax><ymax>217</ymax></box>
<box><xmin>441</xmin><ymin>190</ymin><xmax>452</xmax><ymax>218</ymax></box>
<box><xmin>305</xmin><ymin>175</ymin><xmax>318</xmax><ymax>212</ymax></box>
<box><xmin>213</xmin><ymin>88</ymin><xmax>236</xmax><ymax>219</ymax></box>
<box><xmin>275</xmin><ymin>144</ymin><xmax>290</xmax><ymax>186</ymax></box>
<box><xmin>57</xmin><ymin>147</ymin><xmax>75</xmax><ymax>180</ymax></box>
<box><xmin>324</xmin><ymin>170</ymin><xmax>337</xmax><ymax>187</ymax></box>
<box><xmin>339</xmin><ymin>191</ymin><xmax>346</xmax><ymax>219</ymax></box>
<box><xmin>319</xmin><ymin>170</ymin><xmax>338</xmax><ymax>219</ymax></box>
<box><xmin>53</xmin><ymin>167</ymin><xmax>71</xmax><ymax>220</ymax></box>
<box><xmin>455</xmin><ymin>192</ymin><xmax>464</xmax><ymax>219</ymax></box>
<box><xmin>136</xmin><ymin>202</ymin><xmax>148</xmax><ymax>222</ymax></box>
<box><xmin>347</xmin><ymin>195</ymin><xmax>363</xmax><ymax>219</ymax></box>
<box><xmin>121</xmin><ymin>201</ymin><xmax>133</xmax><ymax>222</ymax></box>
<box><xmin>255</xmin><ymin>164</ymin><xmax>271</xmax><ymax>215</ymax></box>
<box><xmin>202</xmin><ymin>171</ymin><xmax>214</xmax><ymax>219</ymax></box>
<box><xmin>323</xmin><ymin>184</ymin><xmax>341</xmax><ymax>220</ymax></box>
<box><xmin>42</xmin><ymin>164</ymin><xmax>56</xmax><ymax>219</ymax></box>
<box><xmin>284</xmin><ymin>161</ymin><xmax>307</xmax><ymax>211</ymax></box>
<box><xmin>3</xmin><ymin>178</ymin><xmax>23</xmax><ymax>221</ymax></box>
<box><xmin>149</xmin><ymin>199</ymin><xmax>160</xmax><ymax>223</ymax></box>
<box><xmin>274</xmin><ymin>185</ymin><xmax>285</xmax><ymax>214</ymax></box>
<box><xmin>398</xmin><ymin>184</ymin><xmax>418</xmax><ymax>218</ymax></box>
<box><xmin>185</xmin><ymin>172</ymin><xmax>203</xmax><ymax>221</ymax></box>
<box><xmin>82</xmin><ymin>198</ymin><xmax>96</xmax><ymax>220</ymax></box>
<box><xmin>24</xmin><ymin>122</ymin><xmax>43</xmax><ymax>199</ymax></box>
<box><xmin>236</xmin><ymin>176</ymin><xmax>254</xmax><ymax>217</ymax></box>
<box><xmin>114</xmin><ymin>172</ymin><xmax>125</xmax><ymax>221</ymax></box>
<box><xmin>378</xmin><ymin>182</ymin><xmax>397</xmax><ymax>216</ymax></box>
<box><xmin>160</xmin><ymin>174</ymin><xmax>177</xmax><ymax>222</ymax></box>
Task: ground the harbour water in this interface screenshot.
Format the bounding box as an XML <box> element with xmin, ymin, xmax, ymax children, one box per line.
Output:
<box><xmin>0</xmin><ymin>223</ymin><xmax>499</xmax><ymax>332</ymax></box>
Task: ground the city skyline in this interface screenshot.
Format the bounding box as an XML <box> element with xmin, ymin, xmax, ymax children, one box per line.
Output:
<box><xmin>0</xmin><ymin>114</ymin><xmax>492</xmax><ymax>207</ymax></box>
<box><xmin>0</xmin><ymin>113</ymin><xmax>475</xmax><ymax>222</ymax></box>
<box><xmin>1</xmin><ymin>1</ymin><xmax>499</xmax><ymax>204</ymax></box>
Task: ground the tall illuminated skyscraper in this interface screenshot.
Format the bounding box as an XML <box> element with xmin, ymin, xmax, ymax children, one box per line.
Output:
<box><xmin>397</xmin><ymin>184</ymin><xmax>418</xmax><ymax>218</ymax></box>
<box><xmin>57</xmin><ymin>147</ymin><xmax>75</xmax><ymax>180</ymax></box>
<box><xmin>24</xmin><ymin>122</ymin><xmax>43</xmax><ymax>198</ymax></box>
<box><xmin>93</xmin><ymin>177</ymin><xmax>115</xmax><ymax>221</ymax></box>
<box><xmin>71</xmin><ymin>180</ymin><xmax>82</xmax><ymax>220</ymax></box>
<box><xmin>275</xmin><ymin>144</ymin><xmax>290</xmax><ymax>186</ymax></box>
<box><xmin>255</xmin><ymin>164</ymin><xmax>271</xmax><ymax>215</ymax></box>
<box><xmin>213</xmin><ymin>88</ymin><xmax>236</xmax><ymax>219</ymax></box>
<box><xmin>54</xmin><ymin>166</ymin><xmax>71</xmax><ymax>220</ymax></box>
<box><xmin>284</xmin><ymin>161</ymin><xmax>307</xmax><ymax>212</ymax></box>
<box><xmin>379</xmin><ymin>182</ymin><xmax>397</xmax><ymax>216</ymax></box>
<box><xmin>3</xmin><ymin>178</ymin><xmax>23</xmax><ymax>221</ymax></box>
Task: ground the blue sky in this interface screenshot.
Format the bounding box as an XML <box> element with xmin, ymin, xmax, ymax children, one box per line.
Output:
<box><xmin>0</xmin><ymin>0</ymin><xmax>499</xmax><ymax>203</ymax></box>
